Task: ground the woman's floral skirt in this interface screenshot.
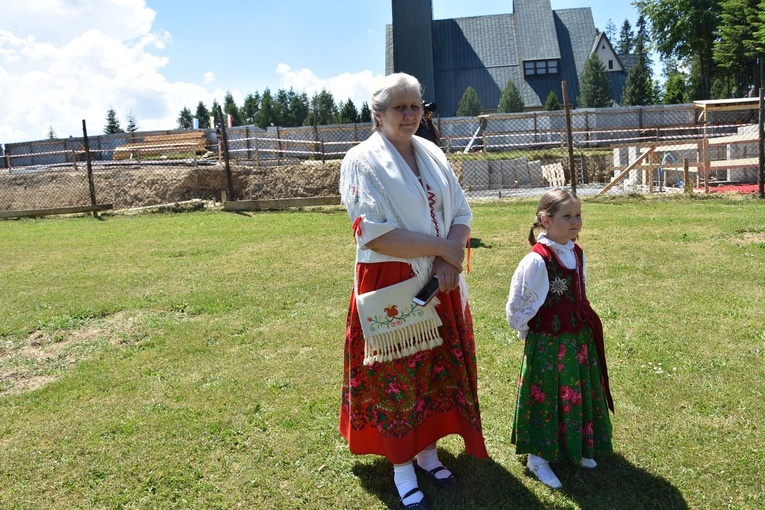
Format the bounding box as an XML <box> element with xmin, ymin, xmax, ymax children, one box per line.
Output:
<box><xmin>339</xmin><ymin>261</ymin><xmax>487</xmax><ymax>464</ymax></box>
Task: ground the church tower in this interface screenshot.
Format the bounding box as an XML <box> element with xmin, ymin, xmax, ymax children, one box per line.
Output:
<box><xmin>391</xmin><ymin>0</ymin><xmax>436</xmax><ymax>102</ymax></box>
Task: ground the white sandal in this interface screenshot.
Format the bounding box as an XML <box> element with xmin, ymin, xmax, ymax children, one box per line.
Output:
<box><xmin>526</xmin><ymin>455</ymin><xmax>562</xmax><ymax>489</ymax></box>
<box><xmin>580</xmin><ymin>457</ymin><xmax>598</xmax><ymax>469</ymax></box>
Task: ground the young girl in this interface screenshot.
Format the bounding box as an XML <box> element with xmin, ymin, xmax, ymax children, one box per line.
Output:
<box><xmin>506</xmin><ymin>188</ymin><xmax>614</xmax><ymax>489</ymax></box>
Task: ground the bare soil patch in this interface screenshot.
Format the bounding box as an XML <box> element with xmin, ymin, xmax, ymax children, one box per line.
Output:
<box><xmin>0</xmin><ymin>311</ymin><xmax>185</xmax><ymax>396</ymax></box>
<box><xmin>0</xmin><ymin>160</ymin><xmax>342</xmax><ymax>212</ymax></box>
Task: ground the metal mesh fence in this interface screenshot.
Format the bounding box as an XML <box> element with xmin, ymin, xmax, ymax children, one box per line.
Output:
<box><xmin>1</xmin><ymin>102</ymin><xmax>763</xmax><ymax>217</ymax></box>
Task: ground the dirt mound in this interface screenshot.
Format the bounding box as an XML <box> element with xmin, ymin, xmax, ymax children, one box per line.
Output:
<box><xmin>0</xmin><ymin>160</ymin><xmax>343</xmax><ymax>211</ymax></box>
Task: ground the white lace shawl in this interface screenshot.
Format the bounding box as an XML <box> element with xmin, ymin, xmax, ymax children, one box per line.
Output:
<box><xmin>505</xmin><ymin>234</ymin><xmax>588</xmax><ymax>339</ymax></box>
<box><xmin>339</xmin><ymin>131</ymin><xmax>471</xmax><ymax>282</ymax></box>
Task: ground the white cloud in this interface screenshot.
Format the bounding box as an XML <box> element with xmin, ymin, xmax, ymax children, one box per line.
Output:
<box><xmin>0</xmin><ymin>0</ymin><xmax>203</xmax><ymax>144</ymax></box>
<box><xmin>0</xmin><ymin>1</ymin><xmax>384</xmax><ymax>145</ymax></box>
<box><xmin>277</xmin><ymin>63</ymin><xmax>381</xmax><ymax>109</ymax></box>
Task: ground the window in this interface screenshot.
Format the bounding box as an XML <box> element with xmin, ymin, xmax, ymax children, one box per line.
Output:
<box><xmin>608</xmin><ymin>60</ymin><xmax>613</xmax><ymax>70</ymax></box>
<box><xmin>523</xmin><ymin>59</ymin><xmax>559</xmax><ymax>77</ymax></box>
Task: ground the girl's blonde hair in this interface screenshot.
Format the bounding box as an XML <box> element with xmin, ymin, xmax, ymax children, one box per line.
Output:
<box><xmin>528</xmin><ymin>188</ymin><xmax>580</xmax><ymax>245</ymax></box>
<box><xmin>370</xmin><ymin>73</ymin><xmax>423</xmax><ymax>129</ymax></box>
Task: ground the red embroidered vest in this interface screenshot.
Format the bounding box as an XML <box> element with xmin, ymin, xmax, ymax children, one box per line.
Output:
<box><xmin>530</xmin><ymin>242</ymin><xmax>614</xmax><ymax>412</ymax></box>
<box><xmin>529</xmin><ymin>242</ymin><xmax>594</xmax><ymax>336</ymax></box>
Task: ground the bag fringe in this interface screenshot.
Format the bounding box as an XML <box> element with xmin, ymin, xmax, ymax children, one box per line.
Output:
<box><xmin>363</xmin><ymin>316</ymin><xmax>443</xmax><ymax>366</ymax></box>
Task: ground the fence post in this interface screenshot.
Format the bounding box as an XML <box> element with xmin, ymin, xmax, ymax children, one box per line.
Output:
<box><xmin>217</xmin><ymin>105</ymin><xmax>235</xmax><ymax>202</ymax></box>
<box><xmin>759</xmin><ymin>88</ymin><xmax>764</xmax><ymax>198</ymax></box>
<box><xmin>562</xmin><ymin>81</ymin><xmax>577</xmax><ymax>195</ymax></box>
<box><xmin>276</xmin><ymin>126</ymin><xmax>283</xmax><ymax>163</ymax></box>
<box><xmin>81</xmin><ymin>120</ymin><xmax>99</xmax><ymax>217</ymax></box>
<box><xmin>254</xmin><ymin>135</ymin><xmax>260</xmax><ymax>169</ymax></box>
<box><xmin>312</xmin><ymin>123</ymin><xmax>319</xmax><ymax>161</ymax></box>
<box><xmin>245</xmin><ymin>126</ymin><xmax>251</xmax><ymax>161</ymax></box>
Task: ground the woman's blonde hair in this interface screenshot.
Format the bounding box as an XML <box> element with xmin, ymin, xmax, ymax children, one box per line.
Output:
<box><xmin>370</xmin><ymin>73</ymin><xmax>422</xmax><ymax>129</ymax></box>
<box><xmin>528</xmin><ymin>188</ymin><xmax>580</xmax><ymax>245</ymax></box>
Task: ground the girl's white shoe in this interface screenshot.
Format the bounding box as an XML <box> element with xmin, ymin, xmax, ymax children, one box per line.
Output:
<box><xmin>526</xmin><ymin>455</ymin><xmax>562</xmax><ymax>489</ymax></box>
<box><xmin>580</xmin><ymin>458</ymin><xmax>598</xmax><ymax>469</ymax></box>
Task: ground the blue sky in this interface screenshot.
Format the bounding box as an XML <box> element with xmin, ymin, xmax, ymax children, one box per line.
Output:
<box><xmin>0</xmin><ymin>1</ymin><xmax>642</xmax><ymax>143</ymax></box>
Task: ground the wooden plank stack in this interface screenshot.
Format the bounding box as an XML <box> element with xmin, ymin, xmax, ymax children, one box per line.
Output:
<box><xmin>113</xmin><ymin>132</ymin><xmax>209</xmax><ymax>160</ymax></box>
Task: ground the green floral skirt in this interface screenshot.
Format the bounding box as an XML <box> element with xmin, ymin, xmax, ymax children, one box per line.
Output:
<box><xmin>511</xmin><ymin>326</ymin><xmax>612</xmax><ymax>463</ymax></box>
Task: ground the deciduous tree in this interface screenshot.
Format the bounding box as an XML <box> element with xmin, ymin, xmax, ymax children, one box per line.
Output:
<box><xmin>635</xmin><ymin>0</ymin><xmax>720</xmax><ymax>100</ymax></box>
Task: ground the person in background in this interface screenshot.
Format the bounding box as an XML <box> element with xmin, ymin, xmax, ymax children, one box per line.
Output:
<box><xmin>505</xmin><ymin>188</ymin><xmax>614</xmax><ymax>490</ymax></box>
<box><xmin>415</xmin><ymin>101</ymin><xmax>440</xmax><ymax>146</ymax></box>
<box><xmin>339</xmin><ymin>73</ymin><xmax>487</xmax><ymax>509</ymax></box>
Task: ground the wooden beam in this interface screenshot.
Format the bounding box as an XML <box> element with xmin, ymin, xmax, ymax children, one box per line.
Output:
<box><xmin>223</xmin><ymin>196</ymin><xmax>341</xmax><ymax>211</ymax></box>
<box><xmin>598</xmin><ymin>147</ymin><xmax>656</xmax><ymax>195</ymax></box>
<box><xmin>0</xmin><ymin>204</ymin><xmax>113</xmax><ymax>219</ymax></box>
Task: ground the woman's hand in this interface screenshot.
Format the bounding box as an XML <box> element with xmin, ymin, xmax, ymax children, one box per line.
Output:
<box><xmin>434</xmin><ymin>225</ymin><xmax>470</xmax><ymax>293</ymax></box>
<box><xmin>437</xmin><ymin>238</ymin><xmax>465</xmax><ymax>273</ymax></box>
<box><xmin>433</xmin><ymin>252</ymin><xmax>463</xmax><ymax>294</ymax></box>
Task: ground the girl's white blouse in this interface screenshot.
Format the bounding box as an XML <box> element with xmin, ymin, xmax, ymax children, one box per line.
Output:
<box><xmin>505</xmin><ymin>234</ymin><xmax>588</xmax><ymax>339</ymax></box>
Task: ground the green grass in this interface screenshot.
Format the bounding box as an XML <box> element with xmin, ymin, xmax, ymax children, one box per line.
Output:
<box><xmin>1</xmin><ymin>195</ymin><xmax>764</xmax><ymax>509</ymax></box>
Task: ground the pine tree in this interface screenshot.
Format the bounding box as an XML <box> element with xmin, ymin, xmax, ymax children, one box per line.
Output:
<box><xmin>125</xmin><ymin>112</ymin><xmax>138</xmax><ymax>133</ymax></box>
<box><xmin>196</xmin><ymin>101</ymin><xmax>211</xmax><ymax>128</ymax></box>
<box><xmin>456</xmin><ymin>87</ymin><xmax>482</xmax><ymax>116</ymax></box>
<box><xmin>617</xmin><ymin>20</ymin><xmax>634</xmax><ymax>55</ymax></box>
<box><xmin>544</xmin><ymin>91</ymin><xmax>562</xmax><ymax>111</ymax></box>
<box><xmin>635</xmin><ymin>15</ymin><xmax>651</xmax><ymax>46</ymax></box>
<box><xmin>622</xmin><ymin>36</ymin><xmax>655</xmax><ymax>106</ymax></box>
<box><xmin>339</xmin><ymin>99</ymin><xmax>359</xmax><ymax>123</ymax></box>
<box><xmin>306</xmin><ymin>89</ymin><xmax>338</xmax><ymax>126</ymax></box>
<box><xmin>359</xmin><ymin>102</ymin><xmax>372</xmax><ymax>123</ymax></box>
<box><xmin>177</xmin><ymin>107</ymin><xmax>193</xmax><ymax>129</ymax></box>
<box><xmin>104</xmin><ymin>108</ymin><xmax>123</xmax><ymax>134</ymax></box>
<box><xmin>241</xmin><ymin>94</ymin><xmax>259</xmax><ymax>126</ymax></box>
<box><xmin>290</xmin><ymin>90</ymin><xmax>310</xmax><ymax>127</ymax></box>
<box><xmin>605</xmin><ymin>19</ymin><xmax>617</xmax><ymax>42</ymax></box>
<box><xmin>223</xmin><ymin>91</ymin><xmax>243</xmax><ymax>126</ymax></box>
<box><xmin>577</xmin><ymin>54</ymin><xmax>614</xmax><ymax>108</ymax></box>
<box><xmin>256</xmin><ymin>89</ymin><xmax>277</xmax><ymax>128</ymax></box>
<box><xmin>622</xmin><ymin>53</ymin><xmax>654</xmax><ymax>105</ymax></box>
<box><xmin>275</xmin><ymin>89</ymin><xmax>290</xmax><ymax>126</ymax></box>
<box><xmin>663</xmin><ymin>72</ymin><xmax>687</xmax><ymax>104</ymax></box>
<box><xmin>497</xmin><ymin>79</ymin><xmax>524</xmax><ymax>113</ymax></box>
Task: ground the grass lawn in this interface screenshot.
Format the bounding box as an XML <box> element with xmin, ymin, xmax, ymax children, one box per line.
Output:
<box><xmin>1</xmin><ymin>195</ymin><xmax>764</xmax><ymax>509</ymax></box>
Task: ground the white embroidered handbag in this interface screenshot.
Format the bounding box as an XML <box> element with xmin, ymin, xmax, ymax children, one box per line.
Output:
<box><xmin>356</xmin><ymin>276</ymin><xmax>443</xmax><ymax>366</ymax></box>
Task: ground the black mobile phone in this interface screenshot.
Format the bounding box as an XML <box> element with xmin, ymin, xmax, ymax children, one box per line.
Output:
<box><xmin>412</xmin><ymin>276</ymin><xmax>440</xmax><ymax>306</ymax></box>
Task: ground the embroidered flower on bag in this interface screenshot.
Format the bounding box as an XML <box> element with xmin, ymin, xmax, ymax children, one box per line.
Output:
<box><xmin>550</xmin><ymin>276</ymin><xmax>569</xmax><ymax>296</ymax></box>
<box><xmin>368</xmin><ymin>304</ymin><xmax>423</xmax><ymax>332</ymax></box>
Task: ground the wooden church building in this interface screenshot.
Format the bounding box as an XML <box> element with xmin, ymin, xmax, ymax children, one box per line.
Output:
<box><xmin>386</xmin><ymin>0</ymin><xmax>631</xmax><ymax>115</ymax></box>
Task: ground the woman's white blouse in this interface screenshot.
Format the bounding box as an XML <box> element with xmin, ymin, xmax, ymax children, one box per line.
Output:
<box><xmin>505</xmin><ymin>234</ymin><xmax>587</xmax><ymax>339</ymax></box>
<box><xmin>344</xmin><ymin>148</ymin><xmax>471</xmax><ymax>264</ymax></box>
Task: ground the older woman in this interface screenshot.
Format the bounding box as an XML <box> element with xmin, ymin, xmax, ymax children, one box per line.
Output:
<box><xmin>339</xmin><ymin>73</ymin><xmax>487</xmax><ymax>509</ymax></box>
